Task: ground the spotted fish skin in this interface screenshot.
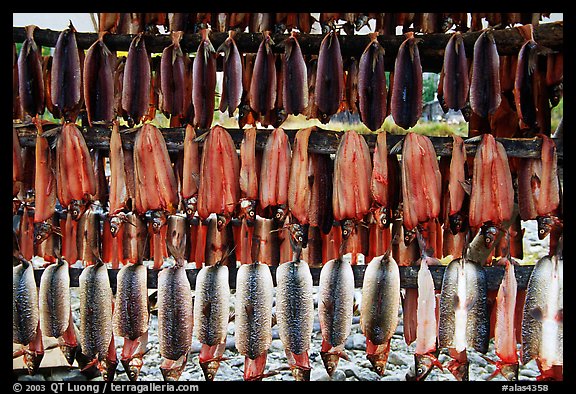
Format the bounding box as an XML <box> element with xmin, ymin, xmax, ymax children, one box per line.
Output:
<box><xmin>13</xmin><ymin>260</ymin><xmax>39</xmax><ymax>345</ymax></box>
<box><xmin>39</xmin><ymin>259</ymin><xmax>70</xmax><ymax>339</ymax></box>
<box><xmin>79</xmin><ymin>263</ymin><xmax>113</xmax><ymax>361</ymax></box>
<box><xmin>438</xmin><ymin>258</ymin><xmax>489</xmax><ymax>354</ymax></box>
<box><xmin>194</xmin><ymin>264</ymin><xmax>230</xmax><ymax>348</ymax></box>
<box><xmin>113</xmin><ymin>262</ymin><xmax>149</xmax><ymax>341</ymax></box>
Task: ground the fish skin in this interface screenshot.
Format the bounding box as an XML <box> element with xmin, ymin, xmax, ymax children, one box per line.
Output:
<box><xmin>361</xmin><ymin>253</ymin><xmax>401</xmax><ymax>375</ymax></box>
<box><xmin>79</xmin><ymin>262</ymin><xmax>113</xmax><ymax>361</ymax></box>
<box><xmin>157</xmin><ymin>264</ymin><xmax>193</xmax><ymax>361</ymax></box>
<box><xmin>56</xmin><ymin>122</ymin><xmax>97</xmax><ymax>209</ymax></box>
<box><xmin>218</xmin><ymin>31</ymin><xmax>243</xmax><ymax>117</ymax></box>
<box><xmin>536</xmin><ymin>135</ymin><xmax>560</xmax><ymax>217</ymax></box>
<box><xmin>438</xmin><ymin>258</ymin><xmax>490</xmax><ymax>354</ymax></box>
<box><xmin>197</xmin><ymin>126</ymin><xmax>240</xmax><ymax>221</ymax></box>
<box><xmin>239</xmin><ymin>127</ymin><xmax>259</xmax><ymax>203</ymax></box>
<box><xmin>194</xmin><ymin>263</ymin><xmax>230</xmax><ymax>378</ymax></box>
<box><xmin>275</xmin><ymin>260</ymin><xmax>314</xmax><ymax>378</ymax></box>
<box><xmin>13</xmin><ymin>260</ymin><xmax>39</xmax><ymax>345</ymax></box>
<box><xmin>39</xmin><ymin>259</ymin><xmax>70</xmax><ymax>338</ymax></box>
<box><xmin>288</xmin><ymin>127</ymin><xmax>313</xmax><ymax>225</ymax></box>
<box><xmin>494</xmin><ymin>258</ymin><xmax>518</xmax><ymax>366</ymax></box>
<box><xmin>235</xmin><ymin>262</ymin><xmax>274</xmax><ymax>360</ymax></box>
<box><xmin>121</xmin><ymin>212</ymin><xmax>148</xmax><ymax>265</ymax></box>
<box><xmin>181</xmin><ymin>124</ymin><xmax>200</xmax><ymax>207</ymax></box>
<box><xmin>332</xmin><ymin>130</ymin><xmax>372</xmax><ymax>222</ymax></box>
<box><xmin>76</xmin><ymin>205</ymin><xmax>101</xmax><ymax>266</ymax></box>
<box><xmin>470</xmin><ymin>29</ymin><xmax>501</xmax><ymax>118</ymax></box>
<box><xmin>401</xmin><ymin>132</ymin><xmax>442</xmax><ymax>231</ymax></box>
<box><xmin>358</xmin><ymin>34</ymin><xmax>387</xmax><ymax>131</ymax></box>
<box><xmin>318</xmin><ymin>258</ymin><xmax>354</xmax><ymax>374</ymax></box>
<box><xmin>415</xmin><ymin>258</ymin><xmax>438</xmax><ymax>356</ymax></box>
<box><xmin>391</xmin><ymin>33</ymin><xmax>423</xmax><ymax>130</ymax></box>
<box><xmin>468</xmin><ymin>134</ymin><xmax>514</xmax><ymax>229</ymax></box>
<box><xmin>192</xmin><ymin>29</ymin><xmax>216</xmax><ymax>129</ymax></box>
<box><xmin>521</xmin><ymin>255</ymin><xmax>563</xmax><ymax>369</ymax></box>
<box><xmin>249</xmin><ymin>31</ymin><xmax>276</xmax><ymax>116</ymax></box>
<box><xmin>442</xmin><ymin>32</ymin><xmax>469</xmax><ymax>111</ymax></box>
<box><xmin>371</xmin><ymin>131</ymin><xmax>389</xmax><ymax>215</ymax></box>
<box><xmin>113</xmin><ymin>262</ymin><xmax>149</xmax><ymax>341</ymax></box>
<box><xmin>282</xmin><ymin>32</ymin><xmax>308</xmax><ymax>116</ymax></box>
<box><xmin>18</xmin><ymin>25</ymin><xmax>45</xmax><ymax>117</ymax></box>
<box><xmin>344</xmin><ymin>57</ymin><xmax>359</xmax><ymax>114</ymax></box>
<box><xmin>133</xmin><ymin>123</ymin><xmax>179</xmax><ymax>215</ymax></box>
<box><xmin>447</xmin><ymin>135</ymin><xmax>468</xmax><ymax>234</ymax></box>
<box><xmin>33</xmin><ymin>130</ymin><xmax>56</xmax><ymax>224</ymax></box>
<box><xmin>315</xmin><ymin>30</ymin><xmax>344</xmax><ymax>123</ymax></box>
<box><xmin>51</xmin><ymin>23</ymin><xmax>82</xmax><ymax>122</ymax></box>
<box><xmin>122</xmin><ymin>33</ymin><xmax>151</xmax><ymax>124</ymax></box>
<box><xmin>161</xmin><ymin>31</ymin><xmax>191</xmax><ymax>120</ymax></box>
<box><xmin>83</xmin><ymin>35</ymin><xmax>115</xmax><ymax>126</ymax></box>
<box><xmin>259</xmin><ymin>128</ymin><xmax>292</xmax><ymax>210</ymax></box>
<box><xmin>108</xmin><ymin>121</ymin><xmax>129</xmax><ymax>216</ymax></box>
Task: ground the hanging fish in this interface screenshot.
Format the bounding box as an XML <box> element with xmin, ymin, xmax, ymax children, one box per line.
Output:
<box><xmin>446</xmin><ymin>135</ymin><xmax>469</xmax><ymax>234</ymax></box>
<box><xmin>13</xmin><ymin>128</ymin><xmax>24</xmax><ymax>199</ymax></box>
<box><xmin>13</xmin><ymin>256</ymin><xmax>43</xmax><ymax>374</ymax></box>
<box><xmin>133</xmin><ymin>123</ymin><xmax>178</xmax><ymax>216</ymax></box>
<box><xmin>121</xmin><ymin>212</ymin><xmax>148</xmax><ymax>265</ymax></box>
<box><xmin>218</xmin><ymin>31</ymin><xmax>243</xmax><ymax>117</ymax></box>
<box><xmin>83</xmin><ymin>33</ymin><xmax>115</xmax><ymax>126</ymax></box>
<box><xmin>238</xmin><ymin>127</ymin><xmax>259</xmax><ymax>223</ymax></box>
<box><xmin>315</xmin><ymin>30</ymin><xmax>344</xmax><ymax>123</ymax></box>
<box><xmin>259</xmin><ymin>127</ymin><xmax>291</xmax><ymax>220</ymax></box>
<box><xmin>438</xmin><ymin>258</ymin><xmax>489</xmax><ymax>381</ymax></box>
<box><xmin>521</xmin><ymin>254</ymin><xmax>563</xmax><ymax>381</ymax></box>
<box><xmin>158</xmin><ymin>244</ymin><xmax>193</xmax><ymax>381</ymax></box>
<box><xmin>276</xmin><ymin>260</ymin><xmax>314</xmax><ymax>381</ymax></box>
<box><xmin>122</xmin><ymin>33</ymin><xmax>151</xmax><ymax>125</ymax></box>
<box><xmin>181</xmin><ymin>124</ymin><xmax>200</xmax><ymax>219</ymax></box>
<box><xmin>39</xmin><ymin>258</ymin><xmax>70</xmax><ymax>340</ymax></box>
<box><xmin>288</xmin><ymin>127</ymin><xmax>313</xmax><ymax>225</ymax></box>
<box><xmin>344</xmin><ymin>57</ymin><xmax>359</xmax><ymax>115</ymax></box>
<box><xmin>282</xmin><ymin>31</ymin><xmax>308</xmax><ymax>116</ymax></box>
<box><xmin>113</xmin><ymin>260</ymin><xmax>149</xmax><ymax>381</ymax></box>
<box><xmin>79</xmin><ymin>260</ymin><xmax>116</xmax><ymax>380</ymax></box>
<box><xmin>18</xmin><ymin>25</ymin><xmax>45</xmax><ymax>118</ymax></box>
<box><xmin>370</xmin><ymin>131</ymin><xmax>391</xmax><ymax>228</ymax></box>
<box><xmin>391</xmin><ymin>32</ymin><xmax>423</xmax><ymax>130</ymax></box>
<box><xmin>470</xmin><ymin>29</ymin><xmax>501</xmax><ymax>118</ymax></box>
<box><xmin>235</xmin><ymin>261</ymin><xmax>274</xmax><ymax>380</ymax></box>
<box><xmin>401</xmin><ymin>132</ymin><xmax>442</xmax><ymax>232</ymax></box>
<box><xmin>32</xmin><ymin>121</ymin><xmax>56</xmax><ymax>225</ymax></box>
<box><xmin>249</xmin><ymin>31</ymin><xmax>276</xmax><ymax>117</ymax></box>
<box><xmin>360</xmin><ymin>252</ymin><xmax>401</xmax><ymax>375</ymax></box>
<box><xmin>108</xmin><ymin>121</ymin><xmax>130</xmax><ymax>228</ymax></box>
<box><xmin>468</xmin><ymin>134</ymin><xmax>514</xmax><ymax>234</ymax></box>
<box><xmin>358</xmin><ymin>33</ymin><xmax>387</xmax><ymax>131</ymax></box>
<box><xmin>194</xmin><ymin>262</ymin><xmax>230</xmax><ymax>381</ymax></box>
<box><xmin>51</xmin><ymin>22</ymin><xmax>82</xmax><ymax>122</ymax></box>
<box><xmin>318</xmin><ymin>257</ymin><xmax>354</xmax><ymax>376</ymax></box>
<box><xmin>192</xmin><ymin>29</ymin><xmax>217</xmax><ymax>129</ymax></box>
<box><xmin>332</xmin><ymin>130</ymin><xmax>372</xmax><ymax>227</ymax></box>
<box><xmin>196</xmin><ymin>125</ymin><xmax>240</xmax><ymax>229</ymax></box>
<box><xmin>442</xmin><ymin>32</ymin><xmax>469</xmax><ymax>111</ymax></box>
<box><xmin>251</xmin><ymin>216</ymin><xmax>280</xmax><ymax>266</ymax></box>
<box><xmin>161</xmin><ymin>31</ymin><xmax>192</xmax><ymax>122</ymax></box>
<box><xmin>56</xmin><ymin>122</ymin><xmax>97</xmax><ymax>217</ymax></box>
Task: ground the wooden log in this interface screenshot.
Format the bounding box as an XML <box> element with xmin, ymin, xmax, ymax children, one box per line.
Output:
<box><xmin>14</xmin><ymin>122</ymin><xmax>563</xmax><ymax>159</ymax></box>
<box><xmin>12</xmin><ymin>22</ymin><xmax>563</xmax><ymax>73</ymax></box>
<box><xmin>31</xmin><ymin>263</ymin><xmax>535</xmax><ymax>290</ymax></box>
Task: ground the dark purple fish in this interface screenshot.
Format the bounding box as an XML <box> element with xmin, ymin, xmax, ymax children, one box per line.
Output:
<box><xmin>249</xmin><ymin>31</ymin><xmax>276</xmax><ymax>116</ymax></box>
<box><xmin>470</xmin><ymin>29</ymin><xmax>501</xmax><ymax>118</ymax></box>
<box><xmin>192</xmin><ymin>29</ymin><xmax>217</xmax><ymax>129</ymax></box>
<box><xmin>122</xmin><ymin>33</ymin><xmax>151</xmax><ymax>124</ymax></box>
<box><xmin>84</xmin><ymin>33</ymin><xmax>116</xmax><ymax>126</ymax></box>
<box><xmin>442</xmin><ymin>32</ymin><xmax>469</xmax><ymax>111</ymax></box>
<box><xmin>217</xmin><ymin>31</ymin><xmax>243</xmax><ymax>117</ymax></box>
<box><xmin>17</xmin><ymin>25</ymin><xmax>45</xmax><ymax>117</ymax></box>
<box><xmin>358</xmin><ymin>33</ymin><xmax>387</xmax><ymax>131</ymax></box>
<box><xmin>315</xmin><ymin>30</ymin><xmax>344</xmax><ymax>123</ymax></box>
<box><xmin>282</xmin><ymin>31</ymin><xmax>308</xmax><ymax>116</ymax></box>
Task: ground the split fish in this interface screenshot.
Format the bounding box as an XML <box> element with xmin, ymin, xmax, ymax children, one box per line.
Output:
<box><xmin>161</xmin><ymin>31</ymin><xmax>192</xmax><ymax>122</ymax></box>
<box><xmin>442</xmin><ymin>32</ymin><xmax>469</xmax><ymax>111</ymax></box>
<box><xmin>181</xmin><ymin>124</ymin><xmax>200</xmax><ymax>219</ymax></box>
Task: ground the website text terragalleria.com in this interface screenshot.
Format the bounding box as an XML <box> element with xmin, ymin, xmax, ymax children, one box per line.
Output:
<box><xmin>12</xmin><ymin>382</ymin><xmax>200</xmax><ymax>394</ymax></box>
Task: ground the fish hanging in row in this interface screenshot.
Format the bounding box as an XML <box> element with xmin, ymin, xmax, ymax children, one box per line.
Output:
<box><xmin>193</xmin><ymin>29</ymin><xmax>217</xmax><ymax>129</ymax></box>
<box><xmin>315</xmin><ymin>30</ymin><xmax>344</xmax><ymax>123</ymax></box>
<box><xmin>161</xmin><ymin>31</ymin><xmax>193</xmax><ymax>124</ymax></box>
<box><xmin>358</xmin><ymin>33</ymin><xmax>387</xmax><ymax>131</ymax></box>
<box><xmin>122</xmin><ymin>33</ymin><xmax>151</xmax><ymax>125</ymax></box>
<box><xmin>84</xmin><ymin>32</ymin><xmax>115</xmax><ymax>126</ymax></box>
<box><xmin>218</xmin><ymin>31</ymin><xmax>243</xmax><ymax>118</ymax></box>
<box><xmin>17</xmin><ymin>25</ymin><xmax>45</xmax><ymax>118</ymax></box>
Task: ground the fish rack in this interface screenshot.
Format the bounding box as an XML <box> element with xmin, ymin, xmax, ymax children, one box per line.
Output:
<box><xmin>13</xmin><ymin>20</ymin><xmax>563</xmax><ymax>292</ymax></box>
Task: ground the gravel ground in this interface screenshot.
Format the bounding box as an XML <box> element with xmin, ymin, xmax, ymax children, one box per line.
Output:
<box><xmin>17</xmin><ymin>220</ymin><xmax>550</xmax><ymax>383</ymax></box>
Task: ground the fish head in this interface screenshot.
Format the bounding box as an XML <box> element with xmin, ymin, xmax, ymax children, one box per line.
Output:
<box><xmin>366</xmin><ymin>352</ymin><xmax>388</xmax><ymax>376</ymax></box>
<box><xmin>495</xmin><ymin>362</ymin><xmax>519</xmax><ymax>381</ymax></box>
<box><xmin>446</xmin><ymin>357</ymin><xmax>469</xmax><ymax>381</ymax></box>
<box><xmin>33</xmin><ymin>222</ymin><xmax>61</xmax><ymax>245</ymax></box>
<box><xmin>23</xmin><ymin>349</ymin><xmax>44</xmax><ymax>376</ymax></box>
<box><xmin>286</xmin><ymin>223</ymin><xmax>307</xmax><ymax>257</ymax></box>
<box><xmin>216</xmin><ymin>213</ymin><xmax>231</xmax><ymax>232</ymax></box>
<box><xmin>200</xmin><ymin>359</ymin><xmax>221</xmax><ymax>381</ymax></box>
<box><xmin>341</xmin><ymin>219</ymin><xmax>356</xmax><ymax>241</ymax></box>
<box><xmin>184</xmin><ymin>195</ymin><xmax>198</xmax><ymax>220</ymax></box>
<box><xmin>60</xmin><ymin>343</ymin><xmax>78</xmax><ymax>366</ymax></box>
<box><xmin>70</xmin><ymin>199</ymin><xmax>89</xmax><ymax>221</ymax></box>
<box><xmin>120</xmin><ymin>355</ymin><xmax>144</xmax><ymax>381</ymax></box>
<box><xmin>480</xmin><ymin>223</ymin><xmax>499</xmax><ymax>249</ymax></box>
<box><xmin>98</xmin><ymin>357</ymin><xmax>119</xmax><ymax>382</ymax></box>
<box><xmin>160</xmin><ymin>356</ymin><xmax>188</xmax><ymax>381</ymax></box>
<box><xmin>149</xmin><ymin>210</ymin><xmax>167</xmax><ymax>234</ymax></box>
<box><xmin>449</xmin><ymin>212</ymin><xmax>466</xmax><ymax>234</ymax></box>
<box><xmin>373</xmin><ymin>206</ymin><xmax>391</xmax><ymax>229</ymax></box>
<box><xmin>403</xmin><ymin>226</ymin><xmax>417</xmax><ymax>247</ymax></box>
<box><xmin>239</xmin><ymin>198</ymin><xmax>257</xmax><ymax>224</ymax></box>
<box><xmin>320</xmin><ymin>352</ymin><xmax>341</xmax><ymax>377</ymax></box>
<box><xmin>406</xmin><ymin>353</ymin><xmax>443</xmax><ymax>381</ymax></box>
<box><xmin>536</xmin><ymin>216</ymin><xmax>555</xmax><ymax>240</ymax></box>
<box><xmin>274</xmin><ymin>205</ymin><xmax>289</xmax><ymax>224</ymax></box>
<box><xmin>290</xmin><ymin>366</ymin><xmax>311</xmax><ymax>381</ymax></box>
<box><xmin>109</xmin><ymin>213</ymin><xmax>129</xmax><ymax>238</ymax></box>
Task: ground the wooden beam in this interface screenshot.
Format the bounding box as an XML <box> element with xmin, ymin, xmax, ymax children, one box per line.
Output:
<box><xmin>14</xmin><ymin>122</ymin><xmax>563</xmax><ymax>159</ymax></box>
<box><xmin>32</xmin><ymin>263</ymin><xmax>535</xmax><ymax>291</ymax></box>
<box><xmin>12</xmin><ymin>21</ymin><xmax>563</xmax><ymax>74</ymax></box>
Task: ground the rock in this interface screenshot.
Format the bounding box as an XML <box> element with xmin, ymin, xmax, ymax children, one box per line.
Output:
<box><xmin>311</xmin><ymin>368</ymin><xmax>331</xmax><ymax>381</ymax></box>
<box><xmin>387</xmin><ymin>351</ymin><xmax>410</xmax><ymax>366</ymax></box>
<box><xmin>467</xmin><ymin>351</ymin><xmax>488</xmax><ymax>367</ymax></box>
<box><xmin>345</xmin><ymin>333</ymin><xmax>366</xmax><ymax>350</ymax></box>
<box><xmin>356</xmin><ymin>369</ymin><xmax>381</xmax><ymax>381</ymax></box>
<box><xmin>18</xmin><ymin>374</ymin><xmax>45</xmax><ymax>381</ymax></box>
<box><xmin>270</xmin><ymin>339</ymin><xmax>284</xmax><ymax>352</ymax></box>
